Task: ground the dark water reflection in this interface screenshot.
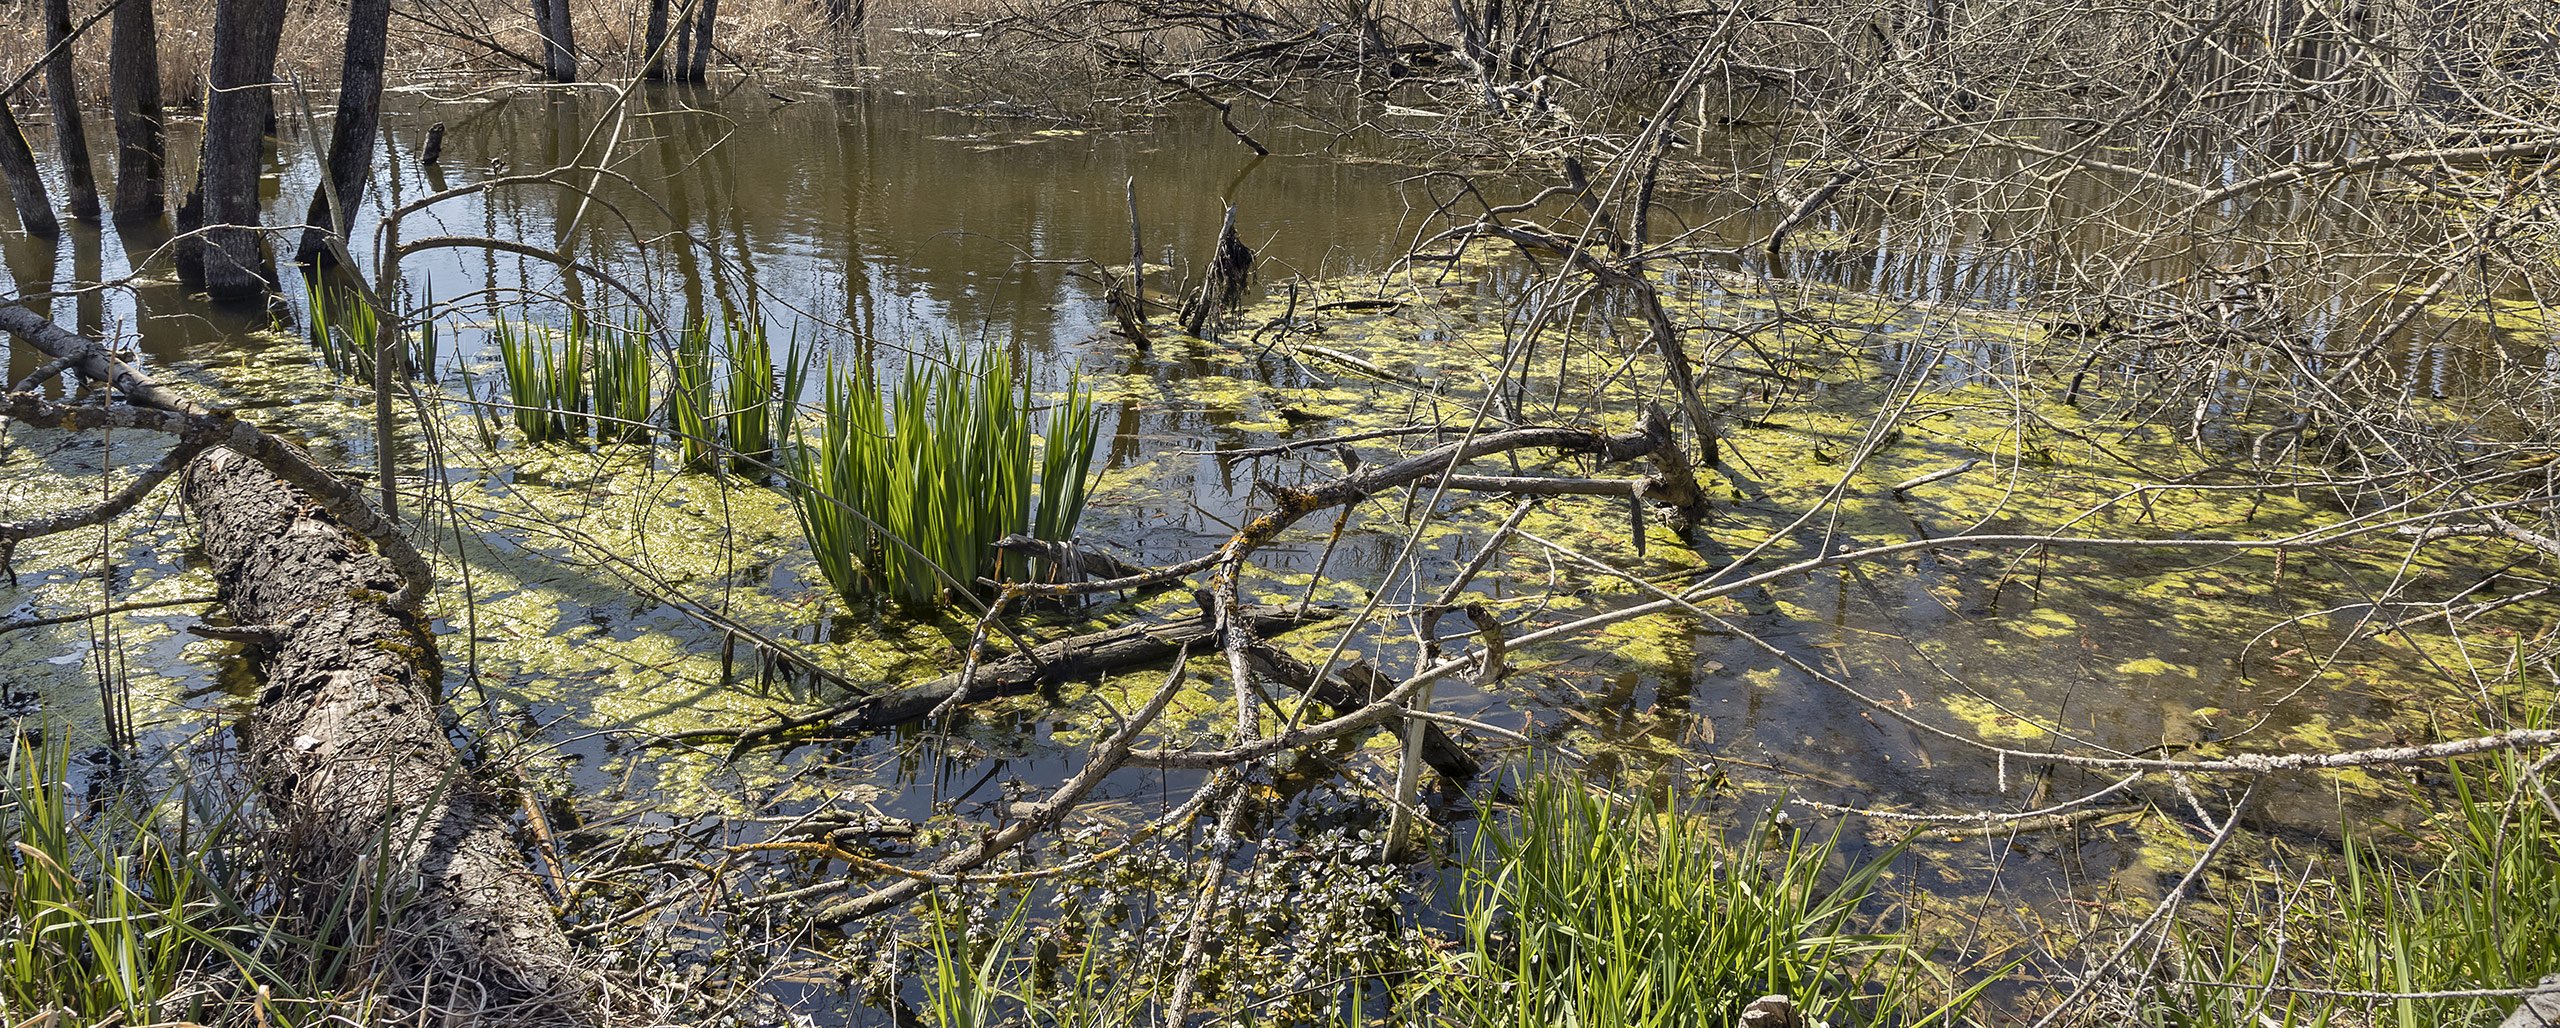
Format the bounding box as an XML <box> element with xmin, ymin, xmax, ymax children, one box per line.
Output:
<box><xmin>4</xmin><ymin>68</ymin><xmax>2551</xmax><ymax>1022</ymax></box>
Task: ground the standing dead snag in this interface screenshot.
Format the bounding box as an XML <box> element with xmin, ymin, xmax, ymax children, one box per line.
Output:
<box><xmin>195</xmin><ymin>0</ymin><xmax>290</xmax><ymax>299</ymax></box>
<box><xmin>0</xmin><ymin>104</ymin><xmax>59</xmax><ymax>239</ymax></box>
<box><xmin>296</xmin><ymin>0</ymin><xmax>394</xmax><ymax>266</ymax></box>
<box><xmin>40</xmin><ymin>0</ymin><xmax>101</xmax><ymax>222</ymax></box>
<box><xmin>107</xmin><ymin>0</ymin><xmax>165</xmax><ymax>223</ymax></box>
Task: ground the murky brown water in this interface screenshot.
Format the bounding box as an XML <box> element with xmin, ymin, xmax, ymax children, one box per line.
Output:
<box><xmin>5</xmin><ymin>66</ymin><xmax>2551</xmax><ymax>1022</ymax></box>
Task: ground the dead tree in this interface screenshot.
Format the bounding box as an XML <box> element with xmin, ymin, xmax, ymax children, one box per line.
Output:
<box><xmin>38</xmin><ymin>0</ymin><xmax>101</xmax><ymax>222</ymax></box>
<box><xmin>0</xmin><ymin>305</ymin><xmax>603</xmax><ymax>1023</ymax></box>
<box><xmin>297</xmin><ymin>0</ymin><xmax>395</xmax><ymax>266</ymax></box>
<box><xmin>196</xmin><ymin>0</ymin><xmax>291</xmax><ymax>300</ymax></box>
<box><xmin>533</xmin><ymin>0</ymin><xmax>578</xmax><ymax>82</ymax></box>
<box><xmin>686</xmin><ymin>0</ymin><xmax>720</xmax><ymax>82</ymax></box>
<box><xmin>0</xmin><ymin>105</ymin><xmax>57</xmax><ymax>239</ymax></box>
<box><xmin>643</xmin><ymin>0</ymin><xmax>673</xmax><ymax>80</ymax></box>
<box><xmin>107</xmin><ymin>0</ymin><xmax>166</xmax><ymax>222</ymax></box>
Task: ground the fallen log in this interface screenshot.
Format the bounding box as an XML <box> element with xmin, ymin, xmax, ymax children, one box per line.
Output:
<box><xmin>2</xmin><ymin>306</ymin><xmax>599</xmax><ymax>1023</ymax></box>
<box><xmin>183</xmin><ymin>447</ymin><xmax>598</xmax><ymax>1019</ymax></box>
<box><xmin>667</xmin><ymin>604</ymin><xmax>1340</xmax><ymax>751</ymax></box>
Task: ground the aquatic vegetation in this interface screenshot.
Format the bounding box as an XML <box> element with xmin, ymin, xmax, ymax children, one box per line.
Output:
<box><xmin>787</xmin><ymin>348</ymin><xmax>1098</xmax><ymax>608</ymax></box>
<box><xmin>0</xmin><ymin>733</ymin><xmax>399</xmax><ymax>1025</ymax></box>
<box><xmin>669</xmin><ymin>317</ymin><xmax>719</xmax><ymax>469</ymax></box>
<box><xmin>588</xmin><ymin>311</ymin><xmax>655</xmax><ymax>443</ymax></box>
<box><xmin>719</xmin><ymin>317</ymin><xmax>814</xmax><ymax>473</ymax></box>
<box><xmin>303</xmin><ymin>278</ymin><xmax>441</xmax><ymax>382</ymax></box>
<box><xmin>1436</xmin><ymin>772</ymin><xmax>1975</xmax><ymax>1028</ymax></box>
<box><xmin>304</xmin><ymin>277</ymin><xmax>381</xmax><ymax>380</ymax></box>
<box><xmin>2146</xmin><ymin>747</ymin><xmax>2560</xmax><ymax>1028</ymax></box>
<box><xmin>492</xmin><ymin>315</ymin><xmax>588</xmax><ymax>443</ymax></box>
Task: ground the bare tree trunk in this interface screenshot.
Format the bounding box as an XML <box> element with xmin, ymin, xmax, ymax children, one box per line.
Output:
<box><xmin>673</xmin><ymin>8</ymin><xmax>696</xmax><ymax>83</ymax></box>
<box><xmin>108</xmin><ymin>0</ymin><xmax>166</xmax><ymax>223</ymax></box>
<box><xmin>198</xmin><ymin>0</ymin><xmax>290</xmax><ymax>301</ymax></box>
<box><xmin>296</xmin><ymin>0</ymin><xmax>392</xmax><ymax>266</ymax></box>
<box><xmin>643</xmin><ymin>0</ymin><xmax>672</xmax><ymax>80</ymax></box>
<box><xmin>42</xmin><ymin>0</ymin><xmax>102</xmax><ymax>222</ymax></box>
<box><xmin>534</xmin><ymin>0</ymin><xmax>578</xmax><ymax>82</ymax></box>
<box><xmin>174</xmin><ymin>182</ymin><xmax>203</xmax><ymax>287</ymax></box>
<box><xmin>0</xmin><ymin>105</ymin><xmax>59</xmax><ymax>240</ymax></box>
<box><xmin>686</xmin><ymin>0</ymin><xmax>718</xmax><ymax>82</ymax></box>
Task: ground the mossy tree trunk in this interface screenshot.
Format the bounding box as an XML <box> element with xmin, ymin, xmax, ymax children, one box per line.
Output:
<box><xmin>1</xmin><ymin>301</ymin><xmax>596</xmax><ymax>1018</ymax></box>
<box><xmin>180</xmin><ymin>447</ymin><xmax>600</xmax><ymax>1018</ymax></box>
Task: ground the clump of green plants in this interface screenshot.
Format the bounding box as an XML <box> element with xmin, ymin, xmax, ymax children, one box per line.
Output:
<box><xmin>1435</xmin><ymin>773</ymin><xmax>1973</xmax><ymax>1028</ymax></box>
<box><xmin>305</xmin><ymin>277</ymin><xmax>382</xmax><ymax>380</ymax></box>
<box><xmin>1</xmin><ymin>735</ymin><xmax>204</xmax><ymax>1024</ymax></box>
<box><xmin>0</xmin><ymin>734</ymin><xmax>406</xmax><ymax>1025</ymax></box>
<box><xmin>787</xmin><ymin>348</ymin><xmax>1098</xmax><ymax>608</ymax></box>
<box><xmin>724</xmin><ymin>317</ymin><xmax>782</xmax><ymax>470</ymax></box>
<box><xmin>668</xmin><ymin>317</ymin><xmax>719</xmax><ymax>469</ymax></box>
<box><xmin>2147</xmin><ymin>749</ymin><xmax>2560</xmax><ymax>1028</ymax></box>
<box><xmin>493</xmin><ymin>315</ymin><xmax>589</xmax><ymax>443</ymax></box>
<box><xmin>304</xmin><ymin>278</ymin><xmax>440</xmax><ymax>382</ymax></box>
<box><xmin>588</xmin><ymin>311</ymin><xmax>655</xmax><ymax>443</ymax></box>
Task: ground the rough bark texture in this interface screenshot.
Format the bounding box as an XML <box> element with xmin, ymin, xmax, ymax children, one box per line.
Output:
<box><xmin>296</xmin><ymin>0</ymin><xmax>392</xmax><ymax>265</ymax></box>
<box><xmin>199</xmin><ymin>0</ymin><xmax>290</xmax><ymax>300</ymax></box>
<box><xmin>1</xmin><ymin>305</ymin><xmax>593</xmax><ymax>1023</ymax></box>
<box><xmin>42</xmin><ymin>0</ymin><xmax>102</xmax><ymax>222</ymax></box>
<box><xmin>0</xmin><ymin>105</ymin><xmax>59</xmax><ymax>239</ymax></box>
<box><xmin>642</xmin><ymin>0</ymin><xmax>672</xmax><ymax>80</ymax></box>
<box><xmin>108</xmin><ymin>0</ymin><xmax>167</xmax><ymax>223</ymax></box>
<box><xmin>686</xmin><ymin>0</ymin><xmax>718</xmax><ymax>82</ymax></box>
<box><xmin>535</xmin><ymin>0</ymin><xmax>578</xmax><ymax>82</ymax></box>
<box><xmin>181</xmin><ymin>448</ymin><xmax>600</xmax><ymax>1022</ymax></box>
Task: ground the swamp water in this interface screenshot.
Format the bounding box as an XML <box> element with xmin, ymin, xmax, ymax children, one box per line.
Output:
<box><xmin>3</xmin><ymin>72</ymin><xmax>2552</xmax><ymax>1019</ymax></box>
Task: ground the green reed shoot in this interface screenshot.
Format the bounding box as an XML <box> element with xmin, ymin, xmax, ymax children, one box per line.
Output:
<box><xmin>669</xmin><ymin>318</ymin><xmax>718</xmax><ymax>470</ymax></box>
<box><xmin>1441</xmin><ymin>773</ymin><xmax>1952</xmax><ymax>1028</ymax></box>
<box><xmin>722</xmin><ymin>317</ymin><xmax>804</xmax><ymax>472</ymax></box>
<box><xmin>2155</xmin><ymin>745</ymin><xmax>2560</xmax><ymax>1028</ymax></box>
<box><xmin>4</xmin><ymin>735</ymin><xmax>207</xmax><ymax>1024</ymax></box>
<box><xmin>590</xmin><ymin>312</ymin><xmax>655</xmax><ymax>443</ymax></box>
<box><xmin>1032</xmin><ymin>374</ymin><xmax>1097</xmax><ymax>583</ymax></box>
<box><xmin>788</xmin><ymin>348</ymin><xmax>1098</xmax><ymax>608</ymax></box>
<box><xmin>493</xmin><ymin>316</ymin><xmax>588</xmax><ymax>443</ymax></box>
<box><xmin>305</xmin><ymin>276</ymin><xmax>380</xmax><ymax>380</ymax></box>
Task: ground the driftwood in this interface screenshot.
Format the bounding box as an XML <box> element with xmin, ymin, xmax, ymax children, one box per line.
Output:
<box><xmin>1243</xmin><ymin>642</ymin><xmax>1479</xmax><ymax>782</ymax></box>
<box><xmin>992</xmin><ymin>533</ymin><xmax>1156</xmax><ymax>583</ymax></box>
<box><xmin>1</xmin><ymin>307</ymin><xmax>599</xmax><ymax>1023</ymax></box>
<box><xmin>669</xmin><ymin>604</ymin><xmax>1342</xmax><ymax>750</ymax></box>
